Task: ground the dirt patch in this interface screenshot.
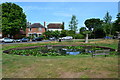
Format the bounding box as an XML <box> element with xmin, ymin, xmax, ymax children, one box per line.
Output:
<box><xmin>59</xmin><ymin>71</ymin><xmax>84</xmax><ymax>78</ymax></box>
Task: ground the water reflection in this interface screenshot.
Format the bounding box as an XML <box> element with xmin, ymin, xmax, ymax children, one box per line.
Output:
<box><xmin>44</xmin><ymin>46</ymin><xmax>94</xmax><ymax>55</ymax></box>
<box><xmin>66</xmin><ymin>51</ymin><xmax>80</xmax><ymax>55</ymax></box>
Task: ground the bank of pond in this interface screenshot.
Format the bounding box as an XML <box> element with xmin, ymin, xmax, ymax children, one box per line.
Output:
<box><xmin>3</xmin><ymin>45</ymin><xmax>117</xmax><ymax>57</ymax></box>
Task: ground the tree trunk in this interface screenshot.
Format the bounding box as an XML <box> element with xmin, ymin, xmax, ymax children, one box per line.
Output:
<box><xmin>85</xmin><ymin>33</ymin><xmax>88</xmax><ymax>43</ymax></box>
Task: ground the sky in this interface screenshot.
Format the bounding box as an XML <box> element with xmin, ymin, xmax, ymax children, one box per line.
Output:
<box><xmin>1</xmin><ymin>1</ymin><xmax>119</xmax><ymax>30</ymax></box>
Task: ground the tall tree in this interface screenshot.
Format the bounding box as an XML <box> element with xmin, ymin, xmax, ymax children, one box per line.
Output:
<box><xmin>84</xmin><ymin>18</ymin><xmax>103</xmax><ymax>31</ymax></box>
<box><xmin>69</xmin><ymin>15</ymin><xmax>78</xmax><ymax>32</ymax></box>
<box><xmin>103</xmin><ymin>12</ymin><xmax>112</xmax><ymax>35</ymax></box>
<box><xmin>2</xmin><ymin>2</ymin><xmax>27</xmax><ymax>38</ymax></box>
<box><xmin>113</xmin><ymin>13</ymin><xmax>120</xmax><ymax>35</ymax></box>
<box><xmin>84</xmin><ymin>18</ymin><xmax>103</xmax><ymax>38</ymax></box>
<box><xmin>103</xmin><ymin>12</ymin><xmax>112</xmax><ymax>24</ymax></box>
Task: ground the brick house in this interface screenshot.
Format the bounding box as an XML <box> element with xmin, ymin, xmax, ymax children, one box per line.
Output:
<box><xmin>47</xmin><ymin>22</ymin><xmax>64</xmax><ymax>31</ymax></box>
<box><xmin>26</xmin><ymin>23</ymin><xmax>46</xmax><ymax>37</ymax></box>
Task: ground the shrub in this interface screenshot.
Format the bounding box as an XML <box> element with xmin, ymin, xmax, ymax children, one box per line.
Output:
<box><xmin>74</xmin><ymin>34</ymin><xmax>84</xmax><ymax>39</ymax></box>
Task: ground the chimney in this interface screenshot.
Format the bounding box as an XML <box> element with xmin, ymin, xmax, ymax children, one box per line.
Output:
<box><xmin>44</xmin><ymin>21</ymin><xmax>46</xmax><ymax>27</ymax></box>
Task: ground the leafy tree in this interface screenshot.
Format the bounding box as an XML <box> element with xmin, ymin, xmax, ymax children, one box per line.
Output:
<box><xmin>103</xmin><ymin>12</ymin><xmax>112</xmax><ymax>24</ymax></box>
<box><xmin>74</xmin><ymin>34</ymin><xmax>84</xmax><ymax>39</ymax></box>
<box><xmin>51</xmin><ymin>30</ymin><xmax>60</xmax><ymax>39</ymax></box>
<box><xmin>60</xmin><ymin>30</ymin><xmax>67</xmax><ymax>37</ymax></box>
<box><xmin>79</xmin><ymin>27</ymin><xmax>87</xmax><ymax>34</ymax></box>
<box><xmin>69</xmin><ymin>15</ymin><xmax>78</xmax><ymax>32</ymax></box>
<box><xmin>43</xmin><ymin>30</ymin><xmax>60</xmax><ymax>39</ymax></box>
<box><xmin>103</xmin><ymin>12</ymin><xmax>112</xmax><ymax>35</ymax></box>
<box><xmin>94</xmin><ymin>27</ymin><xmax>106</xmax><ymax>38</ymax></box>
<box><xmin>43</xmin><ymin>31</ymin><xmax>52</xmax><ymax>39</ymax></box>
<box><xmin>84</xmin><ymin>18</ymin><xmax>103</xmax><ymax>31</ymax></box>
<box><xmin>113</xmin><ymin>13</ymin><xmax>120</xmax><ymax>35</ymax></box>
<box><xmin>2</xmin><ymin>2</ymin><xmax>27</xmax><ymax>38</ymax></box>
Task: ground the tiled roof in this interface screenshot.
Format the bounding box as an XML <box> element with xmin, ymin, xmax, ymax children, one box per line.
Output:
<box><xmin>28</xmin><ymin>23</ymin><xmax>45</xmax><ymax>28</ymax></box>
<box><xmin>47</xmin><ymin>23</ymin><xmax>62</xmax><ymax>29</ymax></box>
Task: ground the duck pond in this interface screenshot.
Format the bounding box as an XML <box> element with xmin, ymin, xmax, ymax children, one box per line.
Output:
<box><xmin>5</xmin><ymin>45</ymin><xmax>116</xmax><ymax>56</ymax></box>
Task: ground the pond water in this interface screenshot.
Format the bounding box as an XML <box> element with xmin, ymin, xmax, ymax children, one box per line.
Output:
<box><xmin>8</xmin><ymin>46</ymin><xmax>109</xmax><ymax>56</ymax></box>
<box><xmin>43</xmin><ymin>46</ymin><xmax>94</xmax><ymax>55</ymax></box>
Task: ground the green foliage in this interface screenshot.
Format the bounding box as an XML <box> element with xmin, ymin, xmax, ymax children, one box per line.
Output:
<box><xmin>52</xmin><ymin>30</ymin><xmax>60</xmax><ymax>39</ymax></box>
<box><xmin>103</xmin><ymin>12</ymin><xmax>112</xmax><ymax>24</ymax></box>
<box><xmin>2</xmin><ymin>2</ymin><xmax>27</xmax><ymax>38</ymax></box>
<box><xmin>113</xmin><ymin>13</ymin><xmax>120</xmax><ymax>35</ymax></box>
<box><xmin>103</xmin><ymin>12</ymin><xmax>113</xmax><ymax>35</ymax></box>
<box><xmin>39</xmin><ymin>35</ymin><xmax>45</xmax><ymax>39</ymax></box>
<box><xmin>60</xmin><ymin>30</ymin><xmax>67</xmax><ymax>37</ymax></box>
<box><xmin>84</xmin><ymin>18</ymin><xmax>103</xmax><ymax>31</ymax></box>
<box><xmin>79</xmin><ymin>27</ymin><xmax>86</xmax><ymax>34</ymax></box>
<box><xmin>43</xmin><ymin>30</ymin><xmax>52</xmax><ymax>39</ymax></box>
<box><xmin>65</xmin><ymin>46</ymin><xmax>84</xmax><ymax>50</ymax></box>
<box><xmin>9</xmin><ymin>47</ymin><xmax>62</xmax><ymax>56</ymax></box>
<box><xmin>43</xmin><ymin>30</ymin><xmax>60</xmax><ymax>39</ymax></box>
<box><xmin>27</xmin><ymin>36</ymin><xmax>34</xmax><ymax>39</ymax></box>
<box><xmin>69</xmin><ymin>15</ymin><xmax>78</xmax><ymax>32</ymax></box>
<box><xmin>74</xmin><ymin>34</ymin><xmax>84</xmax><ymax>39</ymax></box>
<box><xmin>93</xmin><ymin>27</ymin><xmax>106</xmax><ymax>38</ymax></box>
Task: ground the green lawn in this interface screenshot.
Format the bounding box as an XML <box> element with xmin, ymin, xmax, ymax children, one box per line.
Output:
<box><xmin>2</xmin><ymin>39</ymin><xmax>119</xmax><ymax>78</ymax></box>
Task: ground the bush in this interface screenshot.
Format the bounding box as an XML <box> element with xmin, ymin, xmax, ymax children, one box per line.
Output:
<box><xmin>74</xmin><ymin>34</ymin><xmax>84</xmax><ymax>39</ymax></box>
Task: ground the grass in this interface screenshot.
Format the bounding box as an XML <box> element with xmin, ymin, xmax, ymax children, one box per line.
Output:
<box><xmin>2</xmin><ymin>54</ymin><xmax>118</xmax><ymax>78</ymax></box>
<box><xmin>2</xmin><ymin>39</ymin><xmax>118</xmax><ymax>50</ymax></box>
<box><xmin>2</xmin><ymin>39</ymin><xmax>119</xmax><ymax>78</ymax></box>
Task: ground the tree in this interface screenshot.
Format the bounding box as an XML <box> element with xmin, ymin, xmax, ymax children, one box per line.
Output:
<box><xmin>43</xmin><ymin>30</ymin><xmax>60</xmax><ymax>39</ymax></box>
<box><xmin>103</xmin><ymin>12</ymin><xmax>112</xmax><ymax>24</ymax></box>
<box><xmin>51</xmin><ymin>30</ymin><xmax>60</xmax><ymax>39</ymax></box>
<box><xmin>84</xmin><ymin>18</ymin><xmax>103</xmax><ymax>38</ymax></box>
<box><xmin>103</xmin><ymin>12</ymin><xmax>112</xmax><ymax>35</ymax></box>
<box><xmin>43</xmin><ymin>31</ymin><xmax>52</xmax><ymax>39</ymax></box>
<box><xmin>94</xmin><ymin>27</ymin><xmax>106</xmax><ymax>38</ymax></box>
<box><xmin>82</xmin><ymin>30</ymin><xmax>91</xmax><ymax>43</ymax></box>
<box><xmin>60</xmin><ymin>30</ymin><xmax>67</xmax><ymax>37</ymax></box>
<box><xmin>2</xmin><ymin>2</ymin><xmax>27</xmax><ymax>38</ymax></box>
<box><xmin>113</xmin><ymin>13</ymin><xmax>120</xmax><ymax>35</ymax></box>
<box><xmin>69</xmin><ymin>15</ymin><xmax>78</xmax><ymax>32</ymax></box>
<box><xmin>61</xmin><ymin>22</ymin><xmax>65</xmax><ymax>30</ymax></box>
<box><xmin>79</xmin><ymin>27</ymin><xmax>86</xmax><ymax>34</ymax></box>
<box><xmin>84</xmin><ymin>18</ymin><xmax>103</xmax><ymax>31</ymax></box>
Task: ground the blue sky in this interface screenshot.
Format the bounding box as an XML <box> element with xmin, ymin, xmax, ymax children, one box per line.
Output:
<box><xmin>13</xmin><ymin>2</ymin><xmax>118</xmax><ymax>30</ymax></box>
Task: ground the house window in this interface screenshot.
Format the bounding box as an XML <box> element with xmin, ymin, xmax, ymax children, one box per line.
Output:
<box><xmin>39</xmin><ymin>28</ymin><xmax>42</xmax><ymax>31</ymax></box>
<box><xmin>29</xmin><ymin>28</ymin><xmax>32</xmax><ymax>31</ymax></box>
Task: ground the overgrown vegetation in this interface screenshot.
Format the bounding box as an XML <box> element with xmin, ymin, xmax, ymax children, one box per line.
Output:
<box><xmin>7</xmin><ymin>46</ymin><xmax>113</xmax><ymax>56</ymax></box>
